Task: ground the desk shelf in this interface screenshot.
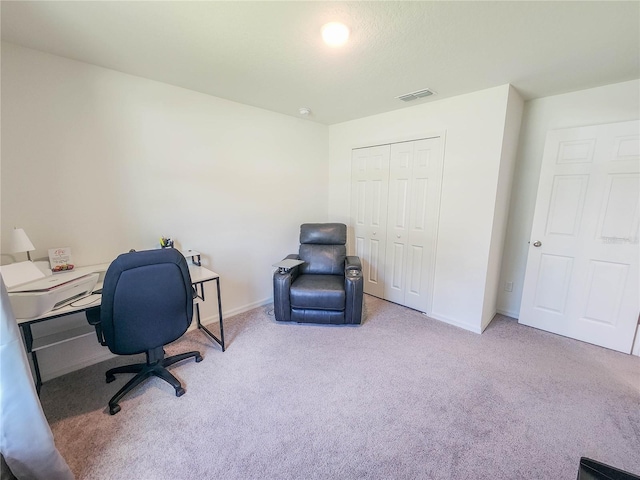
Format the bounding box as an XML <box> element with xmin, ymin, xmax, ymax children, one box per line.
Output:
<box><xmin>32</xmin><ymin>324</ymin><xmax>95</xmax><ymax>352</ymax></box>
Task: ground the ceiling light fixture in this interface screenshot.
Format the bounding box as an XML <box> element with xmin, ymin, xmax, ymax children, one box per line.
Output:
<box><xmin>298</xmin><ymin>107</ymin><xmax>311</xmax><ymax>116</ymax></box>
<box><xmin>321</xmin><ymin>22</ymin><xmax>350</xmax><ymax>47</ymax></box>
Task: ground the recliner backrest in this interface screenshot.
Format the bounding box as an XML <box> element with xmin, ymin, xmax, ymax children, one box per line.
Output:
<box><xmin>100</xmin><ymin>249</ymin><xmax>193</xmax><ymax>355</ymax></box>
<box><xmin>298</xmin><ymin>223</ymin><xmax>346</xmax><ymax>275</ymax></box>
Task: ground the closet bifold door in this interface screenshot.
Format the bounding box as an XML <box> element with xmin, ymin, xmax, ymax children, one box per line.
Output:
<box><xmin>384</xmin><ymin>138</ymin><xmax>443</xmax><ymax>313</ymax></box>
<box><xmin>351</xmin><ymin>136</ymin><xmax>443</xmax><ymax>313</ymax></box>
<box><xmin>351</xmin><ymin>144</ymin><xmax>391</xmax><ymax>299</ymax></box>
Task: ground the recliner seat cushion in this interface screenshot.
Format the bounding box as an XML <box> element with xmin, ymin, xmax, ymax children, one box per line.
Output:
<box><xmin>290</xmin><ymin>275</ymin><xmax>345</xmax><ymax>310</ymax></box>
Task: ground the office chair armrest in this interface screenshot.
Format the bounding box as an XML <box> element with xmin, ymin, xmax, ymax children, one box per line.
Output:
<box><xmin>85</xmin><ymin>306</ymin><xmax>107</xmax><ymax>346</ymax></box>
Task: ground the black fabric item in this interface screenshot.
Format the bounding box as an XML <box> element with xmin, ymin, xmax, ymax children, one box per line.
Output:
<box><xmin>300</xmin><ymin>223</ymin><xmax>346</xmax><ymax>245</ymax></box>
<box><xmin>290</xmin><ymin>275</ymin><xmax>345</xmax><ymax>310</ymax></box>
<box><xmin>577</xmin><ymin>457</ymin><xmax>640</xmax><ymax>480</ymax></box>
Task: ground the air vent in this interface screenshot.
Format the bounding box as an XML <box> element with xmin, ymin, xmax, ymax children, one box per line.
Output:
<box><xmin>396</xmin><ymin>88</ymin><xmax>436</xmax><ymax>102</ymax></box>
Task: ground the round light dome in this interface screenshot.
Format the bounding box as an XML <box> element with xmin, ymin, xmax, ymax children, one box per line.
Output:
<box><xmin>321</xmin><ymin>22</ymin><xmax>350</xmax><ymax>47</ymax></box>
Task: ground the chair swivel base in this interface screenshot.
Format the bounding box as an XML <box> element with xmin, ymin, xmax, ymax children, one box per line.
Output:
<box><xmin>105</xmin><ymin>349</ymin><xmax>202</xmax><ymax>415</ymax></box>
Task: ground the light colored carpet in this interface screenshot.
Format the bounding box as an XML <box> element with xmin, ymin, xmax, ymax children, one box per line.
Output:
<box><xmin>40</xmin><ymin>295</ymin><xmax>640</xmax><ymax>479</ymax></box>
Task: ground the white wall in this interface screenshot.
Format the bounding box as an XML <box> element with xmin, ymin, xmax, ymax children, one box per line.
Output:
<box><xmin>497</xmin><ymin>79</ymin><xmax>640</xmax><ymax>319</ymax></box>
<box><xmin>4</xmin><ymin>43</ymin><xmax>637</xmax><ymax>381</ymax></box>
<box><xmin>481</xmin><ymin>86</ymin><xmax>524</xmax><ymax>331</ymax></box>
<box><xmin>329</xmin><ymin>84</ymin><xmax>520</xmax><ymax>333</ymax></box>
<box><xmin>1</xmin><ymin>43</ymin><xmax>329</xmax><ymax>379</ymax></box>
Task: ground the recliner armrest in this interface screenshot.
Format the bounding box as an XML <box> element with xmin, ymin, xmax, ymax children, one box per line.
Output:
<box><xmin>345</xmin><ymin>256</ymin><xmax>362</xmax><ymax>277</ymax></box>
<box><xmin>273</xmin><ymin>254</ymin><xmax>300</xmax><ymax>321</ymax></box>
<box><xmin>344</xmin><ymin>256</ymin><xmax>364</xmax><ymax>324</ymax></box>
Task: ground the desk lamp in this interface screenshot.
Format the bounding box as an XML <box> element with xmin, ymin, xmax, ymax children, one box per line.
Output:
<box><xmin>10</xmin><ymin>228</ymin><xmax>35</xmax><ymax>261</ymax></box>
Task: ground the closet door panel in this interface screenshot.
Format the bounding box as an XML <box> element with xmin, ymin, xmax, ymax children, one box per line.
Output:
<box><xmin>385</xmin><ymin>142</ymin><xmax>414</xmax><ymax>303</ymax></box>
<box><xmin>404</xmin><ymin>138</ymin><xmax>444</xmax><ymax>312</ymax></box>
<box><xmin>351</xmin><ymin>145</ymin><xmax>390</xmax><ymax>298</ymax></box>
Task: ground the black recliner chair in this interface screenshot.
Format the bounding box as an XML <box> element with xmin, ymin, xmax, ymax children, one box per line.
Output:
<box><xmin>273</xmin><ymin>223</ymin><xmax>364</xmax><ymax>325</ymax></box>
<box><xmin>87</xmin><ymin>248</ymin><xmax>202</xmax><ymax>414</ymax></box>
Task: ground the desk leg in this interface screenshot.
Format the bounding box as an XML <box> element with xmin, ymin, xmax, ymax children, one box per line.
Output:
<box><xmin>215</xmin><ymin>278</ymin><xmax>225</xmax><ymax>351</ymax></box>
<box><xmin>20</xmin><ymin>324</ymin><xmax>43</xmax><ymax>394</ymax></box>
<box><xmin>195</xmin><ymin>278</ymin><xmax>225</xmax><ymax>352</ymax></box>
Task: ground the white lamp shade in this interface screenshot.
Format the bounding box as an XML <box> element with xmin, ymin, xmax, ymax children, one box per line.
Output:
<box><xmin>10</xmin><ymin>228</ymin><xmax>35</xmax><ymax>254</ymax></box>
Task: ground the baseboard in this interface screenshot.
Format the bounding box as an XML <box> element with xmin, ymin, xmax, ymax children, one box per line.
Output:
<box><xmin>222</xmin><ymin>297</ymin><xmax>272</xmax><ymax>318</ymax></box>
<box><xmin>428</xmin><ymin>311</ymin><xmax>482</xmax><ymax>334</ymax></box>
<box><xmin>481</xmin><ymin>312</ymin><xmax>496</xmax><ymax>333</ymax></box>
<box><xmin>191</xmin><ymin>297</ymin><xmax>272</xmax><ymax>330</ymax></box>
<box><xmin>496</xmin><ymin>308</ymin><xmax>519</xmax><ymax>319</ymax></box>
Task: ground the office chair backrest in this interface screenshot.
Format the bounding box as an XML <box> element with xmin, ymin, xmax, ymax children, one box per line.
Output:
<box><xmin>100</xmin><ymin>249</ymin><xmax>193</xmax><ymax>356</ymax></box>
<box><xmin>298</xmin><ymin>223</ymin><xmax>346</xmax><ymax>275</ymax></box>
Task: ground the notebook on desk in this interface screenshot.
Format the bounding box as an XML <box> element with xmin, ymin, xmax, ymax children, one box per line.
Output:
<box><xmin>0</xmin><ymin>261</ymin><xmax>45</xmax><ymax>290</ymax></box>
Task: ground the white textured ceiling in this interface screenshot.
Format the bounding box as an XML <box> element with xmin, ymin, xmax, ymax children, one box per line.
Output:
<box><xmin>2</xmin><ymin>1</ymin><xmax>639</xmax><ymax>125</ymax></box>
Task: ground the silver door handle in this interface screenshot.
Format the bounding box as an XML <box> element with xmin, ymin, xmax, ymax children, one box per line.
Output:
<box><xmin>533</xmin><ymin>241</ymin><xmax>542</xmax><ymax>247</ymax></box>
<box><xmin>372</xmin><ymin>231</ymin><xmax>377</xmax><ymax>235</ymax></box>
<box><xmin>397</xmin><ymin>235</ymin><xmax>401</xmax><ymax>238</ymax></box>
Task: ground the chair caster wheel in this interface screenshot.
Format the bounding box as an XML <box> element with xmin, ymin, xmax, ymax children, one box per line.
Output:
<box><xmin>196</xmin><ymin>355</ymin><xmax>203</xmax><ymax>362</ymax></box>
<box><xmin>106</xmin><ymin>374</ymin><xmax>116</xmax><ymax>383</ymax></box>
<box><xmin>109</xmin><ymin>404</ymin><xmax>121</xmax><ymax>415</ymax></box>
<box><xmin>175</xmin><ymin>387</ymin><xmax>185</xmax><ymax>397</ymax></box>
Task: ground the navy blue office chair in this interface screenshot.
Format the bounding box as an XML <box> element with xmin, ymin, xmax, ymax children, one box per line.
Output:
<box><xmin>95</xmin><ymin>248</ymin><xmax>202</xmax><ymax>415</ymax></box>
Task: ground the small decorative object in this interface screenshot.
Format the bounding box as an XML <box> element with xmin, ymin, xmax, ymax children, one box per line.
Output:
<box><xmin>48</xmin><ymin>247</ymin><xmax>74</xmax><ymax>273</ymax></box>
<box><xmin>160</xmin><ymin>236</ymin><xmax>174</xmax><ymax>248</ymax></box>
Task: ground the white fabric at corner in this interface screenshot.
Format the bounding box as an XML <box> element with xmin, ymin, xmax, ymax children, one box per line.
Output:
<box><xmin>0</xmin><ymin>278</ymin><xmax>74</xmax><ymax>480</ymax></box>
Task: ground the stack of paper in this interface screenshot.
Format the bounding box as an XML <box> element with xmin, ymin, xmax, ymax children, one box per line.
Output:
<box><xmin>0</xmin><ymin>261</ymin><xmax>45</xmax><ymax>290</ymax></box>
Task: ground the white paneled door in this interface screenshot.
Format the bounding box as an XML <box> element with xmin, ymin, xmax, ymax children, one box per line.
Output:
<box><xmin>351</xmin><ymin>145</ymin><xmax>390</xmax><ymax>298</ymax></box>
<box><xmin>385</xmin><ymin>138</ymin><xmax>444</xmax><ymax>311</ymax></box>
<box><xmin>519</xmin><ymin>120</ymin><xmax>640</xmax><ymax>353</ymax></box>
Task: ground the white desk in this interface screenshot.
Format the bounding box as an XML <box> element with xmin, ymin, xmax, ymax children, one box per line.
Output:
<box><xmin>16</xmin><ymin>258</ymin><xmax>225</xmax><ymax>393</ymax></box>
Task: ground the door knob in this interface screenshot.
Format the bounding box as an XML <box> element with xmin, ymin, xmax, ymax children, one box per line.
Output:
<box><xmin>373</xmin><ymin>231</ymin><xmax>377</xmax><ymax>235</ymax></box>
<box><xmin>533</xmin><ymin>241</ymin><xmax>542</xmax><ymax>247</ymax></box>
<box><xmin>397</xmin><ymin>235</ymin><xmax>401</xmax><ymax>238</ymax></box>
